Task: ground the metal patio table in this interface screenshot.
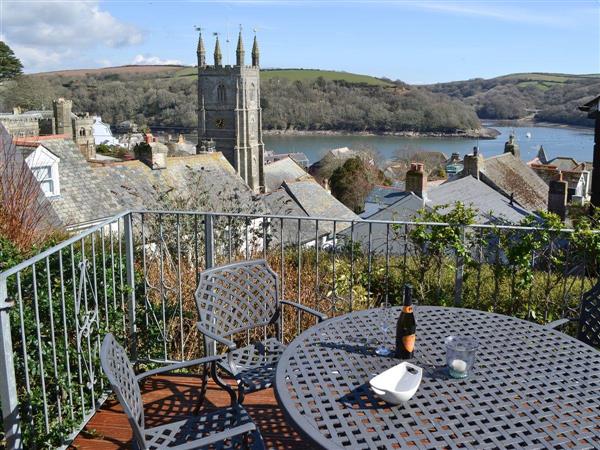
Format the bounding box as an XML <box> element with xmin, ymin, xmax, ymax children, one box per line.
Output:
<box><xmin>274</xmin><ymin>306</ymin><xmax>600</xmax><ymax>449</ymax></box>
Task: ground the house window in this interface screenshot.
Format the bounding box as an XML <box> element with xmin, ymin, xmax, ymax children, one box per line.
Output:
<box><xmin>32</xmin><ymin>166</ymin><xmax>55</xmax><ymax>196</ymax></box>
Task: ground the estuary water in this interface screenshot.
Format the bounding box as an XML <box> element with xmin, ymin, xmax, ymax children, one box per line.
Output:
<box><xmin>263</xmin><ymin>123</ymin><xmax>595</xmax><ymax>166</ymax></box>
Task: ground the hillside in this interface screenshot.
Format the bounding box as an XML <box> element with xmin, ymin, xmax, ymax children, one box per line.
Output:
<box><xmin>33</xmin><ymin>64</ymin><xmax>185</xmax><ymax>78</ymax></box>
<box><xmin>11</xmin><ymin>67</ymin><xmax>598</xmax><ymax>131</ymax></box>
<box><xmin>34</xmin><ymin>65</ymin><xmax>395</xmax><ymax>87</ymax></box>
<box><xmin>427</xmin><ymin>72</ymin><xmax>600</xmax><ymax>127</ymax></box>
<box><xmin>7</xmin><ymin>66</ymin><xmax>479</xmax><ymax>134</ymax></box>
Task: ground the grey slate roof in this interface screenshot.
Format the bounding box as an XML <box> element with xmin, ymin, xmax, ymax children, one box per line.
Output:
<box><xmin>264</xmin><ymin>157</ymin><xmax>311</xmax><ymax>192</ymax></box>
<box><xmin>282</xmin><ymin>180</ymin><xmax>361</xmax><ymax>232</ymax></box>
<box><xmin>426</xmin><ymin>176</ymin><xmax>532</xmax><ymax>224</ymax></box>
<box><xmin>262</xmin><ymin>189</ymin><xmax>321</xmax><ymax>245</ymax></box>
<box><xmin>480</xmin><ymin>153</ymin><xmax>549</xmax><ymax>212</ymax></box>
<box><xmin>365</xmin><ymin>185</ymin><xmax>409</xmax><ymax>207</ymax></box>
<box><xmin>342</xmin><ymin>192</ymin><xmax>425</xmax><ymax>255</ymax></box>
<box><xmin>92</xmin><ymin>153</ymin><xmax>268</xmax><ymax>216</ymax></box>
<box><xmin>16</xmin><ymin>139</ymin><xmax>122</xmax><ymax>228</ymax></box>
<box><xmin>548</xmin><ymin>157</ymin><xmax>579</xmax><ymax>171</ymax></box>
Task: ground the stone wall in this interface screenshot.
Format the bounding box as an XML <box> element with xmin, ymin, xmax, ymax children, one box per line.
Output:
<box><xmin>0</xmin><ymin>116</ymin><xmax>40</xmax><ymax>137</ymax></box>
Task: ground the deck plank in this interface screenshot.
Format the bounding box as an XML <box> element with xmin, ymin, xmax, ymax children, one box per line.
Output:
<box><xmin>70</xmin><ymin>374</ymin><xmax>313</xmax><ymax>449</ymax></box>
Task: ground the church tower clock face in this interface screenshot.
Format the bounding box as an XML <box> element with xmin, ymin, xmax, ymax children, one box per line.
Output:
<box><xmin>215</xmin><ymin>118</ymin><xmax>225</xmax><ymax>129</ymax></box>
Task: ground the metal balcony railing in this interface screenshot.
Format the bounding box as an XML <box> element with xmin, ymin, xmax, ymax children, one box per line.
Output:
<box><xmin>0</xmin><ymin>210</ymin><xmax>596</xmax><ymax>449</ymax></box>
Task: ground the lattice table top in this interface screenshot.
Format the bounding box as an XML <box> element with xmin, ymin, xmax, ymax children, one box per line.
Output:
<box><xmin>274</xmin><ymin>307</ymin><xmax>600</xmax><ymax>449</ymax></box>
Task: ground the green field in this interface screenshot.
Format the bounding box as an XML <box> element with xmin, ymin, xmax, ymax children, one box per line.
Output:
<box><xmin>174</xmin><ymin>66</ymin><xmax>394</xmax><ymax>86</ymax></box>
<box><xmin>260</xmin><ymin>69</ymin><xmax>394</xmax><ymax>86</ymax></box>
<box><xmin>497</xmin><ymin>72</ymin><xmax>600</xmax><ymax>83</ymax></box>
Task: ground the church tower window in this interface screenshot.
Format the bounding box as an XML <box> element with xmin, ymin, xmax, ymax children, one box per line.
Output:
<box><xmin>217</xmin><ymin>83</ymin><xmax>227</xmax><ymax>104</ymax></box>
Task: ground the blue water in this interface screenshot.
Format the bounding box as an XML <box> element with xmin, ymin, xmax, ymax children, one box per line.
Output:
<box><xmin>263</xmin><ymin>123</ymin><xmax>595</xmax><ymax>166</ymax></box>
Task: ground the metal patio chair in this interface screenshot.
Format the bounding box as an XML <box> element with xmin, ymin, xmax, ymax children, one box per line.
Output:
<box><xmin>546</xmin><ymin>279</ymin><xmax>600</xmax><ymax>348</ymax></box>
<box><xmin>195</xmin><ymin>259</ymin><xmax>327</xmax><ymax>404</ymax></box>
<box><xmin>100</xmin><ymin>333</ymin><xmax>265</xmax><ymax>449</ymax></box>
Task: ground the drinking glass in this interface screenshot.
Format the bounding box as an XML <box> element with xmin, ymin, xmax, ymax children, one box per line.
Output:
<box><xmin>445</xmin><ymin>335</ymin><xmax>478</xmax><ymax>379</ymax></box>
<box><xmin>375</xmin><ymin>304</ymin><xmax>392</xmax><ymax>356</ymax></box>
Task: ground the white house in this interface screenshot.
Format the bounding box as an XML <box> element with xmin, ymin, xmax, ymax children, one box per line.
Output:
<box><xmin>92</xmin><ymin>116</ymin><xmax>119</xmax><ymax>146</ymax></box>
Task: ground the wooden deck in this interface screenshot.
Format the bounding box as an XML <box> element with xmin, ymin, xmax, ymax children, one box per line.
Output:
<box><xmin>70</xmin><ymin>374</ymin><xmax>314</xmax><ymax>449</ymax></box>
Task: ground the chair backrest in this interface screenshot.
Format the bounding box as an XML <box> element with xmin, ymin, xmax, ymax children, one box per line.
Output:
<box><xmin>195</xmin><ymin>260</ymin><xmax>279</xmax><ymax>339</ymax></box>
<box><xmin>578</xmin><ymin>280</ymin><xmax>600</xmax><ymax>348</ymax></box>
<box><xmin>101</xmin><ymin>334</ymin><xmax>146</xmax><ymax>448</ymax></box>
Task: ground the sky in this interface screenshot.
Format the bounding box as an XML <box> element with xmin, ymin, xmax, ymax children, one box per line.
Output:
<box><xmin>1</xmin><ymin>0</ymin><xmax>599</xmax><ymax>83</ymax></box>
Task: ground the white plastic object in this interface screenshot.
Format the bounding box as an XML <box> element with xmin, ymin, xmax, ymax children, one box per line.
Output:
<box><xmin>369</xmin><ymin>362</ymin><xmax>423</xmax><ymax>404</ymax></box>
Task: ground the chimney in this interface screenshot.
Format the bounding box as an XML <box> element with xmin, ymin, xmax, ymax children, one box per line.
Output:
<box><xmin>548</xmin><ymin>172</ymin><xmax>568</xmax><ymax>220</ymax></box>
<box><xmin>138</xmin><ymin>139</ymin><xmax>168</xmax><ymax>170</ymax></box>
<box><xmin>12</xmin><ymin>106</ymin><xmax>21</xmax><ymax>115</ymax></box>
<box><xmin>197</xmin><ymin>138</ymin><xmax>216</xmax><ymax>153</ymax></box>
<box><xmin>462</xmin><ymin>147</ymin><xmax>484</xmax><ymax>180</ymax></box>
<box><xmin>406</xmin><ymin>162</ymin><xmax>427</xmax><ymax>198</ymax></box>
<box><xmin>504</xmin><ymin>134</ymin><xmax>521</xmax><ymax>159</ymax></box>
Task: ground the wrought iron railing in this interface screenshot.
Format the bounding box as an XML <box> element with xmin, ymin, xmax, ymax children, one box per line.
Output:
<box><xmin>0</xmin><ymin>210</ymin><xmax>596</xmax><ymax>449</ymax></box>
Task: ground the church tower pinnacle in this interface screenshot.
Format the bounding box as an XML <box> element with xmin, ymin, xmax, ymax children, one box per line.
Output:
<box><xmin>213</xmin><ymin>34</ymin><xmax>222</xmax><ymax>66</ymax></box>
<box><xmin>252</xmin><ymin>33</ymin><xmax>259</xmax><ymax>67</ymax></box>
<box><xmin>196</xmin><ymin>29</ymin><xmax>206</xmax><ymax>68</ymax></box>
<box><xmin>236</xmin><ymin>27</ymin><xmax>245</xmax><ymax>66</ymax></box>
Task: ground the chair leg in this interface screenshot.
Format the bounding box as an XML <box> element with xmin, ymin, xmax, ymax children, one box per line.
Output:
<box><xmin>210</xmin><ymin>361</ymin><xmax>238</xmax><ymax>406</ymax></box>
<box><xmin>237</xmin><ymin>383</ymin><xmax>246</xmax><ymax>405</ymax></box>
<box><xmin>194</xmin><ymin>363</ymin><xmax>210</xmax><ymax>415</ymax></box>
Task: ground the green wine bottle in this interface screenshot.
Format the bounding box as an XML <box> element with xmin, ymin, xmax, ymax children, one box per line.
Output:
<box><xmin>395</xmin><ymin>284</ymin><xmax>416</xmax><ymax>359</ymax></box>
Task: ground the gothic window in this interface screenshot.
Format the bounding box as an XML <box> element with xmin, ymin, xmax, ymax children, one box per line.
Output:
<box><xmin>249</xmin><ymin>83</ymin><xmax>256</xmax><ymax>102</ymax></box>
<box><xmin>79</xmin><ymin>127</ymin><xmax>86</xmax><ymax>136</ymax></box>
<box><xmin>217</xmin><ymin>83</ymin><xmax>227</xmax><ymax>104</ymax></box>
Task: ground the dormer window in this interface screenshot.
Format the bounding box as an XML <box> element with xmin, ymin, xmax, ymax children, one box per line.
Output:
<box><xmin>25</xmin><ymin>144</ymin><xmax>61</xmax><ymax>198</ymax></box>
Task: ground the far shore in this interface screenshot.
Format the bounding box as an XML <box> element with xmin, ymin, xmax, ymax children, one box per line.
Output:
<box><xmin>263</xmin><ymin>127</ymin><xmax>500</xmax><ymax>139</ymax></box>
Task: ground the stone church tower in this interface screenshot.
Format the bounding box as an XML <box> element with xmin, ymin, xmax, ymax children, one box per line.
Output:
<box><xmin>196</xmin><ymin>29</ymin><xmax>265</xmax><ymax>193</ymax></box>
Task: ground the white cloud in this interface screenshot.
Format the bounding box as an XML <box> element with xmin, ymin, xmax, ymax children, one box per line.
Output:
<box><xmin>131</xmin><ymin>54</ymin><xmax>183</xmax><ymax>65</ymax></box>
<box><xmin>2</xmin><ymin>0</ymin><xmax>143</xmax><ymax>71</ymax></box>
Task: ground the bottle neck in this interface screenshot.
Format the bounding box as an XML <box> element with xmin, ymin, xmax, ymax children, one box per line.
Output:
<box><xmin>403</xmin><ymin>284</ymin><xmax>413</xmax><ymax>308</ymax></box>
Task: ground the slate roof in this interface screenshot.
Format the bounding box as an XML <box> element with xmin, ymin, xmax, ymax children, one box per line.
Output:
<box><xmin>426</xmin><ymin>176</ymin><xmax>532</xmax><ymax>224</ymax></box>
<box><xmin>480</xmin><ymin>153</ymin><xmax>549</xmax><ymax>212</ymax></box>
<box><xmin>263</xmin><ymin>157</ymin><xmax>310</xmax><ymax>192</ymax></box>
<box><xmin>264</xmin><ymin>151</ymin><xmax>309</xmax><ymax>167</ymax></box>
<box><xmin>16</xmin><ymin>139</ymin><xmax>122</xmax><ymax>228</ymax></box>
<box><xmin>345</xmin><ymin>176</ymin><xmax>533</xmax><ymax>256</ymax></box>
<box><xmin>283</xmin><ymin>180</ymin><xmax>360</xmax><ymax>224</ymax></box>
<box><xmin>262</xmin><ymin>189</ymin><xmax>321</xmax><ymax>245</ymax></box>
<box><xmin>363</xmin><ymin>185</ymin><xmax>410</xmax><ymax>218</ymax></box>
<box><xmin>92</xmin><ymin>153</ymin><xmax>268</xmax><ymax>216</ymax></box>
<box><xmin>548</xmin><ymin>157</ymin><xmax>579</xmax><ymax>171</ymax></box>
<box><xmin>365</xmin><ymin>185</ymin><xmax>409</xmax><ymax>207</ymax></box>
<box><xmin>341</xmin><ymin>192</ymin><xmax>425</xmax><ymax>254</ymax></box>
